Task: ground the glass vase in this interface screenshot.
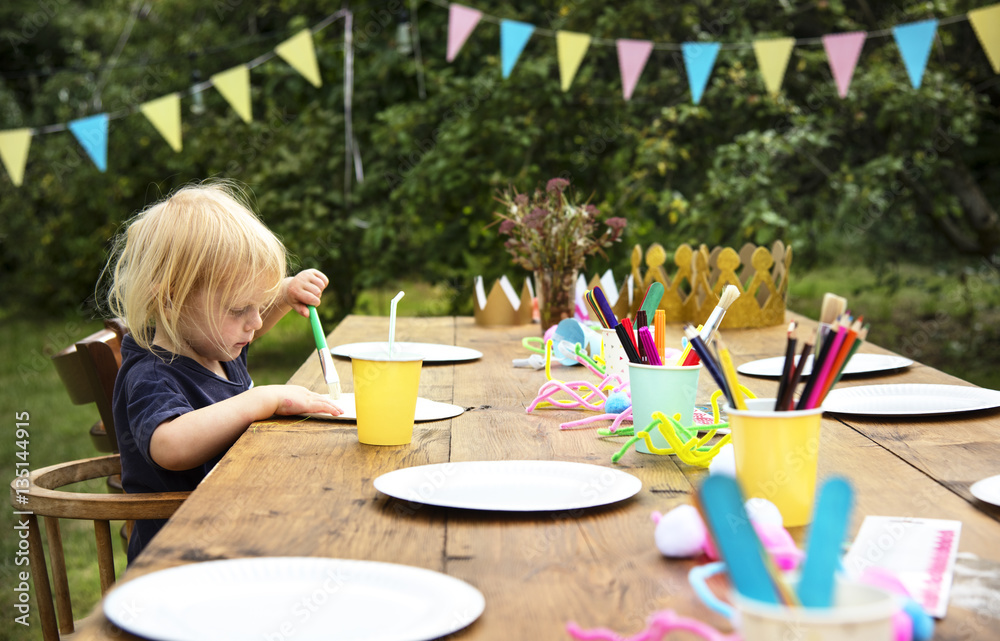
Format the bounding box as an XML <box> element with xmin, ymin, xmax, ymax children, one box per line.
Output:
<box><xmin>535</xmin><ymin>267</ymin><xmax>578</xmax><ymax>333</ymax></box>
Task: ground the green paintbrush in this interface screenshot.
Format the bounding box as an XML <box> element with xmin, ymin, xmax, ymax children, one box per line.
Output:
<box><xmin>307</xmin><ymin>306</ymin><xmax>341</xmax><ymax>399</ymax></box>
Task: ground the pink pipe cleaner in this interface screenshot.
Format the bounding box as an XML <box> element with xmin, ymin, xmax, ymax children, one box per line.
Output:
<box><xmin>526</xmin><ymin>379</ymin><xmax>611</xmax><ymax>413</ymax></box>
<box><xmin>567</xmin><ymin>610</ymin><xmax>739</xmax><ymax>641</ymax></box>
<box><xmin>560</xmin><ymin>408</ymin><xmax>632</xmax><ymax>432</ymax></box>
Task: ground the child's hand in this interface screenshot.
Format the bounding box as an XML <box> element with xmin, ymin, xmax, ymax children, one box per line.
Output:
<box><xmin>267</xmin><ymin>384</ymin><xmax>344</xmax><ymax>417</ymax></box>
<box><xmin>281</xmin><ymin>269</ymin><xmax>330</xmax><ymax>318</ymax></box>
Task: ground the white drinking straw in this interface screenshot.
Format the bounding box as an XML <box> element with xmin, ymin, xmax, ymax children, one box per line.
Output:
<box><xmin>388</xmin><ymin>291</ymin><xmax>405</xmax><ymax>358</ymax></box>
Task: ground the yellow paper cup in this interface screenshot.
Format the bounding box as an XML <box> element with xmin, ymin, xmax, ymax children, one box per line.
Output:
<box><xmin>734</xmin><ymin>579</ymin><xmax>895</xmax><ymax>641</ymax></box>
<box><xmin>726</xmin><ymin>398</ymin><xmax>823</xmax><ymax>527</ymax></box>
<box><xmin>351</xmin><ymin>351</ymin><xmax>423</xmax><ymax>446</ymax></box>
<box><xmin>628</xmin><ymin>363</ymin><xmax>702</xmax><ymax>454</ymax></box>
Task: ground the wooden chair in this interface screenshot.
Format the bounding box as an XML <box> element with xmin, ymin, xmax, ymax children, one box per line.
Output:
<box><xmin>10</xmin><ymin>455</ymin><xmax>189</xmax><ymax>641</ymax></box>
<box><xmin>51</xmin><ymin>323</ymin><xmax>124</xmax><ymax>454</ymax></box>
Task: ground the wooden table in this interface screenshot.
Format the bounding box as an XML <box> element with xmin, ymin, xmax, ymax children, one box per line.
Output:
<box><xmin>76</xmin><ymin>314</ymin><xmax>1000</xmax><ymax>640</ymax></box>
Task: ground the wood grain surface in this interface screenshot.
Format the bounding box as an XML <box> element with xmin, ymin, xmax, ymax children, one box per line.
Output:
<box><xmin>72</xmin><ymin>314</ymin><xmax>1000</xmax><ymax>640</ymax></box>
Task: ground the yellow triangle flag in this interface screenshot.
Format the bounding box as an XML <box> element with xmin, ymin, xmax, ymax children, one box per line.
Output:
<box><xmin>753</xmin><ymin>37</ymin><xmax>796</xmax><ymax>96</ymax></box>
<box><xmin>140</xmin><ymin>93</ymin><xmax>182</xmax><ymax>152</ymax></box>
<box><xmin>969</xmin><ymin>4</ymin><xmax>1000</xmax><ymax>73</ymax></box>
<box><xmin>0</xmin><ymin>128</ymin><xmax>32</xmax><ymax>187</ymax></box>
<box><xmin>211</xmin><ymin>65</ymin><xmax>252</xmax><ymax>123</ymax></box>
<box><xmin>275</xmin><ymin>29</ymin><xmax>322</xmax><ymax>87</ymax></box>
<box><xmin>557</xmin><ymin>31</ymin><xmax>592</xmax><ymax>92</ymax></box>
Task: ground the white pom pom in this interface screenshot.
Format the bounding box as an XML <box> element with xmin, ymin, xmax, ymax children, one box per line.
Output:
<box><xmin>709</xmin><ymin>443</ymin><xmax>736</xmax><ymax>477</ymax></box>
<box><xmin>744</xmin><ymin>497</ymin><xmax>784</xmax><ymax>526</ymax></box>
<box><xmin>653</xmin><ymin>504</ymin><xmax>707</xmax><ymax>558</ymax></box>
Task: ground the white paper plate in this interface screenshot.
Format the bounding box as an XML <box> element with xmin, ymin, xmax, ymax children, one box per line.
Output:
<box><xmin>970</xmin><ymin>474</ymin><xmax>1000</xmax><ymax>507</ymax></box>
<box><xmin>374</xmin><ymin>460</ymin><xmax>641</xmax><ymax>511</ymax></box>
<box><xmin>737</xmin><ymin>353</ymin><xmax>913</xmax><ymax>378</ymax></box>
<box><xmin>331</xmin><ymin>342</ymin><xmax>482</xmax><ymax>363</ymax></box>
<box><xmin>103</xmin><ymin>557</ymin><xmax>484</xmax><ymax>641</ymax></box>
<box><xmin>308</xmin><ymin>393</ymin><xmax>464</xmax><ymax>422</ymax></box>
<box><xmin>822</xmin><ymin>384</ymin><xmax>1000</xmax><ymax>416</ymax></box>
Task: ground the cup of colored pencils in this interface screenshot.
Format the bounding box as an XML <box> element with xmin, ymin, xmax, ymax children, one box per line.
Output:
<box><xmin>774</xmin><ymin>315</ymin><xmax>868</xmax><ymax>411</ymax></box>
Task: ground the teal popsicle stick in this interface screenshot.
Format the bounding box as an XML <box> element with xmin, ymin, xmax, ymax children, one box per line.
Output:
<box><xmin>698</xmin><ymin>475</ymin><xmax>781</xmax><ymax>604</ymax></box>
<box><xmin>798</xmin><ymin>477</ymin><xmax>853</xmax><ymax>608</ymax></box>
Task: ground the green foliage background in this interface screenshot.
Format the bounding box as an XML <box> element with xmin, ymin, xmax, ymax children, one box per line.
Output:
<box><xmin>2</xmin><ymin>0</ymin><xmax>998</xmax><ymax>325</ymax></box>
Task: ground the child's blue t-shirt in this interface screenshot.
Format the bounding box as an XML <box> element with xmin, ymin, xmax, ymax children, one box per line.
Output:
<box><xmin>112</xmin><ymin>333</ymin><xmax>253</xmax><ymax>563</ymax></box>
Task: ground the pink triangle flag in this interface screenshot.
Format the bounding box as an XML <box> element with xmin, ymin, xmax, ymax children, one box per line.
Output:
<box><xmin>822</xmin><ymin>31</ymin><xmax>867</xmax><ymax>98</ymax></box>
<box><xmin>447</xmin><ymin>4</ymin><xmax>483</xmax><ymax>62</ymax></box>
<box><xmin>616</xmin><ymin>39</ymin><xmax>654</xmax><ymax>100</ymax></box>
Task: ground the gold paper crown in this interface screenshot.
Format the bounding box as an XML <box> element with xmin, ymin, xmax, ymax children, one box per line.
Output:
<box><xmin>623</xmin><ymin>241</ymin><xmax>792</xmax><ymax>328</ymax></box>
<box><xmin>473</xmin><ymin>276</ymin><xmax>534</xmax><ymax>326</ymax></box>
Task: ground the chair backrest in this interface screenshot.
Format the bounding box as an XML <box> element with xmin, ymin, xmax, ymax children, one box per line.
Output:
<box><xmin>51</xmin><ymin>323</ymin><xmax>125</xmax><ymax>453</ymax></box>
<box><xmin>10</xmin><ymin>455</ymin><xmax>188</xmax><ymax>641</ymax></box>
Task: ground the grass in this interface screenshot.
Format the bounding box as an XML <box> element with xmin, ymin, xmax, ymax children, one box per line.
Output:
<box><xmin>1</xmin><ymin>266</ymin><xmax>998</xmax><ymax>641</ymax></box>
<box><xmin>787</xmin><ymin>261</ymin><xmax>1000</xmax><ymax>389</ymax></box>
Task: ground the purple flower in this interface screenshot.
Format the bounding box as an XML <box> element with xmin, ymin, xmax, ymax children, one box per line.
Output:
<box><xmin>546</xmin><ymin>177</ymin><xmax>570</xmax><ymax>194</ymax></box>
<box><xmin>514</xmin><ymin>193</ymin><xmax>529</xmax><ymax>207</ymax></box>
<box><xmin>606</xmin><ymin>217</ymin><xmax>627</xmax><ymax>232</ymax></box>
<box><xmin>524</xmin><ymin>208</ymin><xmax>548</xmax><ymax>229</ymax></box>
<box><xmin>499</xmin><ymin>219</ymin><xmax>516</xmax><ymax>235</ymax></box>
<box><xmin>584</xmin><ymin>204</ymin><xmax>600</xmax><ymax>219</ymax></box>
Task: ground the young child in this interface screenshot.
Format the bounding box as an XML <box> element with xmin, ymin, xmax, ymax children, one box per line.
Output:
<box><xmin>105</xmin><ymin>181</ymin><xmax>342</xmax><ymax>562</ymax></box>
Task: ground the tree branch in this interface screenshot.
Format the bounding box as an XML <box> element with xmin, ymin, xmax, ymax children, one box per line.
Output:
<box><xmin>903</xmin><ymin>174</ymin><xmax>983</xmax><ymax>254</ymax></box>
<box><xmin>941</xmin><ymin>157</ymin><xmax>1000</xmax><ymax>254</ymax></box>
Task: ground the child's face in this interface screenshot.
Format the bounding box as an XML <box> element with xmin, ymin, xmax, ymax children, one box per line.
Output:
<box><xmin>177</xmin><ymin>285</ymin><xmax>266</xmax><ymax>365</ymax></box>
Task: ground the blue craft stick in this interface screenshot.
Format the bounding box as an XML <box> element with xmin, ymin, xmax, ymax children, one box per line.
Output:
<box><xmin>592</xmin><ymin>286</ymin><xmax>618</xmax><ymax>328</ymax></box>
<box><xmin>798</xmin><ymin>477</ymin><xmax>853</xmax><ymax>608</ymax></box>
<box><xmin>697</xmin><ymin>476</ymin><xmax>781</xmax><ymax>604</ymax></box>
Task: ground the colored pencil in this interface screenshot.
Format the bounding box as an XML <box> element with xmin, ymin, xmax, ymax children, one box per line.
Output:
<box><xmin>813</xmin><ymin>321</ymin><xmax>860</xmax><ymax>407</ymax></box>
<box><xmin>773</xmin><ymin>322</ymin><xmax>798</xmax><ymax>411</ymax></box>
<box><xmin>638</xmin><ymin>326</ymin><xmax>662</xmax><ymax>366</ymax></box>
<box><xmin>654</xmin><ymin>310</ymin><xmax>666</xmax><ymax>363</ymax></box>
<box><xmin>615</xmin><ymin>322</ymin><xmax>642</xmax><ymax>363</ymax></box>
<box><xmin>683</xmin><ymin>325</ymin><xmax>734</xmax><ymax>408</ymax></box>
<box><xmin>778</xmin><ymin>336</ymin><xmax>813</xmax><ymax>411</ymax></box>
<box><xmin>805</xmin><ymin>322</ymin><xmax>849</xmax><ymax>409</ymax></box>
<box><xmin>796</xmin><ymin>321</ymin><xmax>840</xmax><ymax>410</ymax></box>
<box><xmin>824</xmin><ymin>325</ymin><xmax>868</xmax><ymax>401</ymax></box>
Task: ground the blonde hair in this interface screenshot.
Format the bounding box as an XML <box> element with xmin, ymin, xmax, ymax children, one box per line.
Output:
<box><xmin>105</xmin><ymin>180</ymin><xmax>287</xmax><ymax>355</ymax></box>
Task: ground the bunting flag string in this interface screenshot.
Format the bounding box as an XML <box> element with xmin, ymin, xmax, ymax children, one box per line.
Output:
<box><xmin>211</xmin><ymin>65</ymin><xmax>253</xmax><ymax>123</ymax></box>
<box><xmin>0</xmin><ymin>129</ymin><xmax>31</xmax><ymax>187</ymax></box>
<box><xmin>500</xmin><ymin>20</ymin><xmax>536</xmax><ymax>78</ymax></box>
<box><xmin>681</xmin><ymin>42</ymin><xmax>721</xmax><ymax>105</ymax></box>
<box><xmin>447</xmin><ymin>3</ymin><xmax>483</xmax><ymax>62</ymax></box>
<box><xmin>437</xmin><ymin>0</ymin><xmax>998</xmax><ymax>103</ymax></box>
<box><xmin>139</xmin><ymin>93</ymin><xmax>183</xmax><ymax>152</ymax></box>
<box><xmin>3</xmin><ymin>3</ymin><xmax>1000</xmax><ymax>188</ymax></box>
<box><xmin>822</xmin><ymin>32</ymin><xmax>867</xmax><ymax>98</ymax></box>
<box><xmin>893</xmin><ymin>19</ymin><xmax>940</xmax><ymax>89</ymax></box>
<box><xmin>0</xmin><ymin>11</ymin><xmax>347</xmax><ymax>187</ymax></box>
<box><xmin>616</xmin><ymin>39</ymin><xmax>653</xmax><ymax>101</ymax></box>
<box><xmin>970</xmin><ymin>4</ymin><xmax>1000</xmax><ymax>72</ymax></box>
<box><xmin>556</xmin><ymin>31</ymin><xmax>592</xmax><ymax>91</ymax></box>
<box><xmin>275</xmin><ymin>28</ymin><xmax>324</xmax><ymax>88</ymax></box>
<box><xmin>68</xmin><ymin>114</ymin><xmax>109</xmax><ymax>172</ymax></box>
<box><xmin>753</xmin><ymin>37</ymin><xmax>797</xmax><ymax>97</ymax></box>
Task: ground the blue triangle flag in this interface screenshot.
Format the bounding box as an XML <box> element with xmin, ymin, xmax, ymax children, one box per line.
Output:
<box><xmin>892</xmin><ymin>19</ymin><xmax>938</xmax><ymax>89</ymax></box>
<box><xmin>682</xmin><ymin>42</ymin><xmax>721</xmax><ymax>104</ymax></box>
<box><xmin>68</xmin><ymin>113</ymin><xmax>109</xmax><ymax>172</ymax></box>
<box><xmin>501</xmin><ymin>20</ymin><xmax>536</xmax><ymax>78</ymax></box>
